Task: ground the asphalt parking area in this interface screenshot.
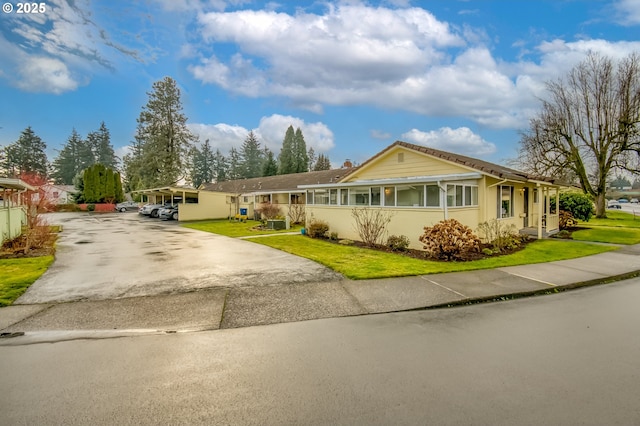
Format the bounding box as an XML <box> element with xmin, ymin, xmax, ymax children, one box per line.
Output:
<box><xmin>16</xmin><ymin>212</ymin><xmax>342</xmax><ymax>304</ymax></box>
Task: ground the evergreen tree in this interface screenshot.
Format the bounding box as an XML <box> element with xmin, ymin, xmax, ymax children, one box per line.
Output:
<box><xmin>2</xmin><ymin>126</ymin><xmax>48</xmax><ymax>177</ymax></box>
<box><xmin>278</xmin><ymin>125</ymin><xmax>296</xmax><ymax>175</ymax></box>
<box><xmin>83</xmin><ymin>167</ymin><xmax>96</xmax><ymax>203</ymax></box>
<box><xmin>307</xmin><ymin>147</ymin><xmax>316</xmax><ymax>173</ymax></box>
<box><xmin>122</xmin><ymin>139</ymin><xmax>144</xmax><ymax>193</ymax></box>
<box><xmin>262</xmin><ymin>148</ymin><xmax>278</xmax><ymax>177</ymax></box>
<box><xmin>104</xmin><ymin>169</ymin><xmax>116</xmax><ymax>203</ymax></box>
<box><xmin>189</xmin><ymin>139</ymin><xmax>216</xmax><ymax>188</ymax></box>
<box><xmin>313</xmin><ymin>153</ymin><xmax>332</xmax><ymax>171</ymax></box>
<box><xmin>127</xmin><ymin>76</ymin><xmax>195</xmax><ymax>189</ymax></box>
<box><xmin>51</xmin><ymin>129</ymin><xmax>94</xmax><ymax>185</ymax></box>
<box><xmin>114</xmin><ymin>172</ymin><xmax>124</xmax><ymax>202</ymax></box>
<box><xmin>240</xmin><ymin>131</ymin><xmax>264</xmax><ymax>178</ymax></box>
<box><xmin>87</xmin><ymin>122</ymin><xmax>117</xmax><ymax>169</ymax></box>
<box><xmin>293</xmin><ymin>128</ymin><xmax>309</xmax><ymax>173</ymax></box>
<box><xmin>213</xmin><ymin>149</ymin><xmax>228</xmax><ymax>182</ymax></box>
<box><xmin>80</xmin><ymin>163</ymin><xmax>122</xmax><ymax>203</ymax></box>
<box><xmin>228</xmin><ymin>147</ymin><xmax>242</xmax><ymax>180</ymax></box>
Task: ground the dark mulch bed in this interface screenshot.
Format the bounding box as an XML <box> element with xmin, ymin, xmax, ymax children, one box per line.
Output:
<box><xmin>0</xmin><ymin>235</ymin><xmax>55</xmax><ymax>259</ymax></box>
<box><xmin>317</xmin><ymin>236</ymin><xmax>532</xmax><ymax>262</ymax></box>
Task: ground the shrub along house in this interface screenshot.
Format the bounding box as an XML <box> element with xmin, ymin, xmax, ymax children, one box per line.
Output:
<box><xmin>301</xmin><ymin>141</ymin><xmax>564</xmax><ymax>248</ymax></box>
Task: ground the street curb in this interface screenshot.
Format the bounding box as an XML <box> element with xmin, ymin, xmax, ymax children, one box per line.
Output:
<box><xmin>415</xmin><ymin>269</ymin><xmax>640</xmax><ymax>311</ymax></box>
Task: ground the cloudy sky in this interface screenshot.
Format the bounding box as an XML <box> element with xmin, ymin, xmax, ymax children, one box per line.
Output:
<box><xmin>1</xmin><ymin>0</ymin><xmax>639</xmax><ymax>168</ymax></box>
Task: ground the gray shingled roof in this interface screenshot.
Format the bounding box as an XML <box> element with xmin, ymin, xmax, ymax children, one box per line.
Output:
<box><xmin>201</xmin><ymin>168</ymin><xmax>357</xmax><ymax>193</ymax></box>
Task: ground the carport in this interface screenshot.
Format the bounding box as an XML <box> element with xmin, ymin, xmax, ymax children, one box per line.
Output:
<box><xmin>133</xmin><ymin>186</ymin><xmax>199</xmax><ymax>206</ymax></box>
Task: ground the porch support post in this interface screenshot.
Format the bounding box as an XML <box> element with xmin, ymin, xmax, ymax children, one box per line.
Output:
<box><xmin>537</xmin><ymin>183</ymin><xmax>543</xmax><ymax>239</ymax></box>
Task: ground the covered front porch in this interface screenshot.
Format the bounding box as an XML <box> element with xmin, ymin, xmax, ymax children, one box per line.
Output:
<box><xmin>520</xmin><ymin>182</ymin><xmax>560</xmax><ymax>239</ymax></box>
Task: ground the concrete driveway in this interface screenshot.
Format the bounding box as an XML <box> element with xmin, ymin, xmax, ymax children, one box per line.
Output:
<box><xmin>16</xmin><ymin>212</ymin><xmax>342</xmax><ymax>304</ymax></box>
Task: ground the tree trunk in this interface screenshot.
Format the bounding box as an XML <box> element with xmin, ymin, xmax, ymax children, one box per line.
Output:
<box><xmin>595</xmin><ymin>192</ymin><xmax>607</xmax><ymax>218</ymax></box>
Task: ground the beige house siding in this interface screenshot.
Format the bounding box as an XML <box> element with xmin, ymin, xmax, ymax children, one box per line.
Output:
<box><xmin>306</xmin><ymin>205</ymin><xmax>482</xmax><ymax>250</ymax></box>
<box><xmin>179</xmin><ymin>191</ymin><xmax>230</xmax><ymax>221</ymax></box>
<box><xmin>0</xmin><ymin>206</ymin><xmax>27</xmax><ymax>243</ymax></box>
<box><xmin>346</xmin><ymin>146</ymin><xmax>471</xmax><ymax>181</ymax></box>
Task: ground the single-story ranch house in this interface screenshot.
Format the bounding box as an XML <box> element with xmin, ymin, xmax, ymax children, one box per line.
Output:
<box><xmin>135</xmin><ymin>141</ymin><xmax>565</xmax><ymax>248</ymax></box>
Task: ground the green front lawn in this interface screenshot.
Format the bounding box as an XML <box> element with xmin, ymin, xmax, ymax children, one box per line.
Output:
<box><xmin>250</xmin><ymin>235</ymin><xmax>615</xmax><ymax>279</ymax></box>
<box><xmin>0</xmin><ymin>256</ymin><xmax>54</xmax><ymax>307</ymax></box>
<box><xmin>571</xmin><ymin>227</ymin><xmax>640</xmax><ymax>245</ymax></box>
<box><xmin>182</xmin><ymin>219</ymin><xmax>301</xmax><ymax>237</ymax></box>
<box><xmin>570</xmin><ymin>210</ymin><xmax>640</xmax><ymax>244</ymax></box>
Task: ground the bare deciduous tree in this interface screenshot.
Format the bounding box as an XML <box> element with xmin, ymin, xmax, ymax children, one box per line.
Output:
<box><xmin>515</xmin><ymin>52</ymin><xmax>640</xmax><ymax>218</ymax></box>
<box><xmin>351</xmin><ymin>207</ymin><xmax>393</xmax><ymax>246</ymax></box>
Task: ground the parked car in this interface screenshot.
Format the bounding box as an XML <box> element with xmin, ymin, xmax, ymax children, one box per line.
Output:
<box><xmin>608</xmin><ymin>200</ymin><xmax>621</xmax><ymax>209</ymax></box>
<box><xmin>139</xmin><ymin>202</ymin><xmax>172</xmax><ymax>218</ymax></box>
<box><xmin>158</xmin><ymin>204</ymin><xmax>179</xmax><ymax>221</ymax></box>
<box><xmin>631</xmin><ymin>198</ymin><xmax>639</xmax><ymax>204</ymax></box>
<box><xmin>115</xmin><ymin>201</ymin><xmax>139</xmax><ymax>212</ymax></box>
<box><xmin>617</xmin><ymin>198</ymin><xmax>630</xmax><ymax>203</ymax></box>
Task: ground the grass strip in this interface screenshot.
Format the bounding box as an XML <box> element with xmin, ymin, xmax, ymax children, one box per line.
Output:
<box><xmin>0</xmin><ymin>256</ymin><xmax>54</xmax><ymax>307</ymax></box>
<box><xmin>250</xmin><ymin>236</ymin><xmax>616</xmax><ymax>279</ymax></box>
<box><xmin>182</xmin><ymin>219</ymin><xmax>301</xmax><ymax>238</ymax></box>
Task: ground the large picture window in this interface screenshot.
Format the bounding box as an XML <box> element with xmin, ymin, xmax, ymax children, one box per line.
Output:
<box><xmin>499</xmin><ymin>185</ymin><xmax>514</xmax><ymax>218</ymax></box>
<box><xmin>349</xmin><ymin>188</ymin><xmax>370</xmax><ymax>205</ymax></box>
<box><xmin>397</xmin><ymin>185</ymin><xmax>424</xmax><ymax>207</ymax></box>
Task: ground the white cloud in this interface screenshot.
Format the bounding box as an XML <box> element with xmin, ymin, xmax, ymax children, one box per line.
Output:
<box><xmin>188</xmin><ymin>114</ymin><xmax>335</xmax><ymax>155</ymax></box>
<box><xmin>189</xmin><ymin>3</ymin><xmax>640</xmax><ymax>130</ymax></box>
<box><xmin>257</xmin><ymin>114</ymin><xmax>335</xmax><ymax>152</ymax></box>
<box><xmin>401</xmin><ymin>127</ymin><xmax>496</xmax><ymax>156</ymax></box>
<box><xmin>614</xmin><ymin>0</ymin><xmax>640</xmax><ymax>25</ymax></box>
<box><xmin>16</xmin><ymin>56</ymin><xmax>79</xmax><ymax>94</ymax></box>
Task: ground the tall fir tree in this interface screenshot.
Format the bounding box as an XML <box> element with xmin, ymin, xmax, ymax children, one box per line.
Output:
<box><xmin>2</xmin><ymin>126</ymin><xmax>48</xmax><ymax>177</ymax></box>
<box><xmin>293</xmin><ymin>128</ymin><xmax>309</xmax><ymax>173</ymax></box>
<box><xmin>307</xmin><ymin>147</ymin><xmax>316</xmax><ymax>173</ymax></box>
<box><xmin>227</xmin><ymin>147</ymin><xmax>242</xmax><ymax>180</ymax></box>
<box><xmin>189</xmin><ymin>139</ymin><xmax>216</xmax><ymax>188</ymax></box>
<box><xmin>262</xmin><ymin>148</ymin><xmax>278</xmax><ymax>177</ymax></box>
<box><xmin>125</xmin><ymin>76</ymin><xmax>195</xmax><ymax>190</ymax></box>
<box><xmin>313</xmin><ymin>153</ymin><xmax>332</xmax><ymax>171</ymax></box>
<box><xmin>87</xmin><ymin>122</ymin><xmax>117</xmax><ymax>170</ymax></box>
<box><xmin>51</xmin><ymin>128</ymin><xmax>94</xmax><ymax>185</ymax></box>
<box><xmin>240</xmin><ymin>131</ymin><xmax>264</xmax><ymax>178</ymax></box>
<box><xmin>213</xmin><ymin>149</ymin><xmax>228</xmax><ymax>182</ymax></box>
<box><xmin>277</xmin><ymin>125</ymin><xmax>296</xmax><ymax>175</ymax></box>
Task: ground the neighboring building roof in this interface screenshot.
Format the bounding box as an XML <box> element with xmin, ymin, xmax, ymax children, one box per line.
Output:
<box><xmin>347</xmin><ymin>140</ymin><xmax>558</xmax><ymax>184</ymax></box>
<box><xmin>43</xmin><ymin>184</ymin><xmax>76</xmax><ymax>193</ymax></box>
<box><xmin>201</xmin><ymin>168</ymin><xmax>357</xmax><ymax>193</ymax></box>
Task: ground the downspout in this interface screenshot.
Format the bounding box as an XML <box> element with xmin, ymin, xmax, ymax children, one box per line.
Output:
<box><xmin>437</xmin><ymin>181</ymin><xmax>448</xmax><ymax>220</ymax></box>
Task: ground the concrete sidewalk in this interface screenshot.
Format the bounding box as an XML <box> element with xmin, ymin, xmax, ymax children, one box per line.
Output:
<box><xmin>2</xmin><ymin>244</ymin><xmax>640</xmax><ymax>343</ymax></box>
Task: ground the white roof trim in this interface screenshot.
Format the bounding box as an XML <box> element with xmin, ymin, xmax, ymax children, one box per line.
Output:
<box><xmin>0</xmin><ymin>178</ymin><xmax>36</xmax><ymax>191</ymax></box>
<box><xmin>298</xmin><ymin>172</ymin><xmax>482</xmax><ymax>189</ymax></box>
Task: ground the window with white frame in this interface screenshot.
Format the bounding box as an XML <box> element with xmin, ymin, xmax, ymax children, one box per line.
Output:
<box><xmin>329</xmin><ymin>189</ymin><xmax>338</xmax><ymax>205</ymax></box>
<box><xmin>384</xmin><ymin>187</ymin><xmax>395</xmax><ymax>206</ymax></box>
<box><xmin>349</xmin><ymin>187</ymin><xmax>370</xmax><ymax>205</ymax></box>
<box><xmin>397</xmin><ymin>185</ymin><xmax>425</xmax><ymax>206</ymax></box>
<box><xmin>314</xmin><ymin>189</ymin><xmax>329</xmax><ymax>205</ymax></box>
<box><xmin>498</xmin><ymin>185</ymin><xmax>514</xmax><ymax>218</ymax></box>
<box><xmin>447</xmin><ymin>184</ymin><xmax>478</xmax><ymax>207</ymax></box>
<box><xmin>426</xmin><ymin>185</ymin><xmax>440</xmax><ymax>207</ymax></box>
<box><xmin>371</xmin><ymin>187</ymin><xmax>381</xmax><ymax>206</ymax></box>
<box><xmin>307</xmin><ymin>190</ymin><xmax>314</xmax><ymax>205</ymax></box>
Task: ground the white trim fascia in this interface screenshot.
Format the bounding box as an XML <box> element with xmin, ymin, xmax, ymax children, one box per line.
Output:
<box><xmin>298</xmin><ymin>172</ymin><xmax>483</xmax><ymax>189</ymax></box>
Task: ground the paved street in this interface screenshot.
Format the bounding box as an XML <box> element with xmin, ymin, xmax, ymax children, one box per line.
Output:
<box><xmin>2</xmin><ymin>278</ymin><xmax>640</xmax><ymax>425</ymax></box>
<box><xmin>16</xmin><ymin>212</ymin><xmax>341</xmax><ymax>304</ymax></box>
